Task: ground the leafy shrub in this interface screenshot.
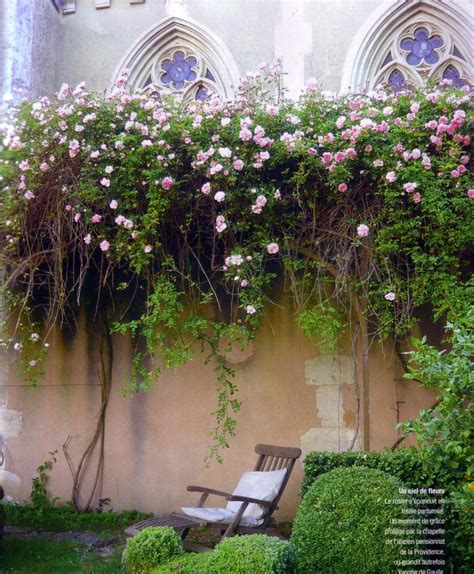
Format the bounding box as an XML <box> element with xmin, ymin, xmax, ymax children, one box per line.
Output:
<box><xmin>204</xmin><ymin>534</ymin><xmax>294</xmax><ymax>574</ymax></box>
<box><xmin>123</xmin><ymin>527</ymin><xmax>184</xmax><ymax>574</ymax></box>
<box><xmin>301</xmin><ymin>316</ymin><xmax>474</xmax><ymax>572</ymax></box>
<box><xmin>291</xmin><ymin>466</ymin><xmax>413</xmax><ymax>574</ymax></box>
<box><xmin>301</xmin><ymin>449</ymin><xmax>429</xmax><ymax>497</ymax></box>
<box><xmin>152</xmin><ymin>553</ymin><xmax>212</xmax><ymax>573</ymax></box>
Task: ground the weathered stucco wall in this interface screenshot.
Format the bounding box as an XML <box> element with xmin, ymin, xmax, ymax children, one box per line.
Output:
<box><xmin>2</xmin><ymin>294</ymin><xmax>434</xmax><ymax>521</ymax></box>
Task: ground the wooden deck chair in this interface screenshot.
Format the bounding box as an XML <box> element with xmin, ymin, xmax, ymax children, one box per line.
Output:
<box><xmin>125</xmin><ymin>444</ymin><xmax>301</xmax><ymax>546</ymax></box>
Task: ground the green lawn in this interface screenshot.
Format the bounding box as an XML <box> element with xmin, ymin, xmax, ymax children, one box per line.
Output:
<box><xmin>0</xmin><ymin>537</ymin><xmax>123</xmax><ymax>573</ymax></box>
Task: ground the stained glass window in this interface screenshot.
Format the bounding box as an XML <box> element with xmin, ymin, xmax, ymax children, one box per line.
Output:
<box><xmin>387</xmin><ymin>69</ymin><xmax>406</xmax><ymax>92</ymax></box>
<box><xmin>442</xmin><ymin>65</ymin><xmax>463</xmax><ymax>87</ymax></box>
<box><xmin>195</xmin><ymin>85</ymin><xmax>209</xmax><ymax>100</ymax></box>
<box><xmin>400</xmin><ymin>27</ymin><xmax>444</xmax><ymax>66</ymax></box>
<box><xmin>160</xmin><ymin>51</ymin><xmax>198</xmax><ymax>90</ymax></box>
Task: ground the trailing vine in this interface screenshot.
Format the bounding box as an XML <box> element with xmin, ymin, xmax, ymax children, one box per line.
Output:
<box><xmin>0</xmin><ymin>63</ymin><xmax>472</xmax><ymax>470</ymax></box>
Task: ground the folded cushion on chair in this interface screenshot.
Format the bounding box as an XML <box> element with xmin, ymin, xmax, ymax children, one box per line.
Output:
<box><xmin>180</xmin><ymin>506</ymin><xmax>263</xmax><ymax>527</ymax></box>
<box><xmin>226</xmin><ymin>468</ymin><xmax>287</xmax><ymax>520</ymax></box>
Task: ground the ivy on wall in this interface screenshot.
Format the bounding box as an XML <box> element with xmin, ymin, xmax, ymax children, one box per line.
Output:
<box><xmin>0</xmin><ymin>64</ymin><xmax>472</xmax><ymax>469</ymax></box>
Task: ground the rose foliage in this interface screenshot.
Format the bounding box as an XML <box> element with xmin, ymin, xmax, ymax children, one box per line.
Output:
<box><xmin>1</xmin><ymin>65</ymin><xmax>473</xmax><ymax>460</ymax></box>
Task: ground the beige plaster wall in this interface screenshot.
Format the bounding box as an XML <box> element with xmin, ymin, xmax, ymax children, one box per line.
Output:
<box><xmin>3</xmin><ymin>295</ymin><xmax>434</xmax><ymax>521</ymax></box>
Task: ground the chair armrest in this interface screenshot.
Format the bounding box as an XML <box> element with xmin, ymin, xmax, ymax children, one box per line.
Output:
<box><xmin>187</xmin><ymin>485</ymin><xmax>233</xmax><ymax>498</ymax></box>
<box><xmin>225</xmin><ymin>495</ymin><xmax>273</xmax><ymax>507</ymax></box>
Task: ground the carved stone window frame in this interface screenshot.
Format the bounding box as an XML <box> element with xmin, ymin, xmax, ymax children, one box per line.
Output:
<box><xmin>111</xmin><ymin>16</ymin><xmax>240</xmax><ymax>100</ymax></box>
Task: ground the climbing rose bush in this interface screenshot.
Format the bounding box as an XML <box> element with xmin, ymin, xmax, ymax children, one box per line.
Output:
<box><xmin>1</xmin><ymin>64</ymin><xmax>473</xmax><ymax>459</ymax></box>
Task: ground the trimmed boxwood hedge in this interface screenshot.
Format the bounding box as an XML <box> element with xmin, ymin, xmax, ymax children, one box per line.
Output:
<box><xmin>154</xmin><ymin>534</ymin><xmax>294</xmax><ymax>574</ymax></box>
<box><xmin>123</xmin><ymin>526</ymin><xmax>184</xmax><ymax>574</ymax></box>
<box><xmin>301</xmin><ymin>449</ymin><xmax>472</xmax><ymax>572</ymax></box>
<box><xmin>291</xmin><ymin>466</ymin><xmax>415</xmax><ymax>574</ymax></box>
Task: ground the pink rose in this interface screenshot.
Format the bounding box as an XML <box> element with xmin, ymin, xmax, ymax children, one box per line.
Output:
<box><xmin>467</xmin><ymin>189</ymin><xmax>474</xmax><ymax>199</ymax></box>
<box><xmin>267</xmin><ymin>242</ymin><xmax>279</xmax><ymax>254</ymax></box>
<box><xmin>91</xmin><ymin>214</ymin><xmax>102</xmax><ymax>223</ymax></box>
<box><xmin>215</xmin><ymin>215</ymin><xmax>227</xmax><ymax>233</ymax></box>
<box><xmin>403</xmin><ymin>182</ymin><xmax>417</xmax><ymax>194</ymax></box>
<box><xmin>83</xmin><ymin>234</ymin><xmax>91</xmax><ymax>245</ymax></box>
<box><xmin>161</xmin><ymin>177</ymin><xmax>174</xmax><ymax>190</ymax></box>
<box><xmin>144</xmin><ymin>245</ymin><xmax>152</xmax><ymax>253</ymax></box>
<box><xmin>99</xmin><ymin>240</ymin><xmax>110</xmax><ymax>252</ymax></box>
<box><xmin>201</xmin><ymin>182</ymin><xmax>211</xmax><ymax>195</ymax></box>
<box><xmin>109</xmin><ymin>200</ymin><xmax>118</xmax><ymax>209</ymax></box>
<box><xmin>245</xmin><ymin>305</ymin><xmax>256</xmax><ymax>314</ymax></box>
<box><xmin>214</xmin><ymin>191</ymin><xmax>226</xmax><ymax>202</ymax></box>
<box><xmin>100</xmin><ymin>178</ymin><xmax>110</xmax><ymax>187</ymax></box>
<box><xmin>385</xmin><ymin>292</ymin><xmax>396</xmax><ymax>301</ymax></box>
<box><xmin>74</xmin><ymin>212</ymin><xmax>81</xmax><ymax>222</ymax></box>
<box><xmin>385</xmin><ymin>172</ymin><xmax>397</xmax><ymax>183</ymax></box>
<box><xmin>357</xmin><ymin>224</ymin><xmax>369</xmax><ymax>237</ymax></box>
<box><xmin>256</xmin><ymin>195</ymin><xmax>267</xmax><ymax>208</ymax></box>
<box><xmin>338</xmin><ymin>183</ymin><xmax>347</xmax><ymax>193</ymax></box>
<box><xmin>233</xmin><ymin>159</ymin><xmax>244</xmax><ymax>171</ymax></box>
<box><xmin>412</xmin><ymin>192</ymin><xmax>421</xmax><ymax>204</ymax></box>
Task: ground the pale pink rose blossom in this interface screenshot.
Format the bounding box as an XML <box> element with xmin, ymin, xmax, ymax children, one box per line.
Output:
<box><xmin>91</xmin><ymin>214</ymin><xmax>102</xmax><ymax>223</ymax></box>
<box><xmin>201</xmin><ymin>182</ymin><xmax>211</xmax><ymax>194</ymax></box>
<box><xmin>240</xmin><ymin>280</ymin><xmax>248</xmax><ymax>288</ymax></box>
<box><xmin>267</xmin><ymin>242</ymin><xmax>279</xmax><ymax>254</ymax></box>
<box><xmin>256</xmin><ymin>195</ymin><xmax>267</xmax><ymax>208</ymax></box>
<box><xmin>83</xmin><ymin>234</ymin><xmax>91</xmax><ymax>245</ymax></box>
<box><xmin>214</xmin><ymin>191</ymin><xmax>226</xmax><ymax>202</ymax></box>
<box><xmin>467</xmin><ymin>189</ymin><xmax>474</xmax><ymax>199</ymax></box>
<box><xmin>99</xmin><ymin>240</ymin><xmax>110</xmax><ymax>252</ymax></box>
<box><xmin>39</xmin><ymin>162</ymin><xmax>49</xmax><ymax>172</ymax></box>
<box><xmin>65</xmin><ymin>204</ymin><xmax>72</xmax><ymax>211</ymax></box>
<box><xmin>451</xmin><ymin>170</ymin><xmax>460</xmax><ymax>178</ymax></box>
<box><xmin>100</xmin><ymin>178</ymin><xmax>110</xmax><ymax>187</ymax></box>
<box><xmin>245</xmin><ymin>305</ymin><xmax>256</xmax><ymax>314</ymax></box>
<box><xmin>105</xmin><ymin>165</ymin><xmax>114</xmax><ymax>174</ymax></box>
<box><xmin>412</xmin><ymin>192</ymin><xmax>421</xmax><ymax>204</ymax></box>
<box><xmin>19</xmin><ymin>160</ymin><xmax>29</xmax><ymax>171</ymax></box>
<box><xmin>357</xmin><ymin>224</ymin><xmax>369</xmax><ymax>237</ymax></box>
<box><xmin>403</xmin><ymin>182</ymin><xmax>417</xmax><ymax>194</ymax></box>
<box><xmin>90</xmin><ymin>150</ymin><xmax>100</xmax><ymax>159</ymax></box>
<box><xmin>385</xmin><ymin>172</ymin><xmax>397</xmax><ymax>183</ymax></box>
<box><xmin>109</xmin><ymin>200</ymin><xmax>118</xmax><ymax>209</ymax></box>
<box><xmin>74</xmin><ymin>212</ymin><xmax>81</xmax><ymax>222</ymax></box>
<box><xmin>218</xmin><ymin>147</ymin><xmax>232</xmax><ymax>158</ymax></box>
<box><xmin>385</xmin><ymin>292</ymin><xmax>396</xmax><ymax>301</ymax></box>
<box><xmin>215</xmin><ymin>215</ymin><xmax>227</xmax><ymax>233</ymax></box>
<box><xmin>144</xmin><ymin>245</ymin><xmax>152</xmax><ymax>253</ymax></box>
<box><xmin>24</xmin><ymin>190</ymin><xmax>35</xmax><ymax>200</ymax></box>
<box><xmin>338</xmin><ymin>183</ymin><xmax>347</xmax><ymax>193</ymax></box>
<box><xmin>233</xmin><ymin>159</ymin><xmax>244</xmax><ymax>171</ymax></box>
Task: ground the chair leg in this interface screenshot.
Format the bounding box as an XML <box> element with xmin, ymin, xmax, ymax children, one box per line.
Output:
<box><xmin>180</xmin><ymin>527</ymin><xmax>191</xmax><ymax>541</ymax></box>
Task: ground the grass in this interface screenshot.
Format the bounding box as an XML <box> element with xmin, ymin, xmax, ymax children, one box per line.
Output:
<box><xmin>2</xmin><ymin>502</ymin><xmax>151</xmax><ymax>535</ymax></box>
<box><xmin>0</xmin><ymin>537</ymin><xmax>123</xmax><ymax>573</ymax></box>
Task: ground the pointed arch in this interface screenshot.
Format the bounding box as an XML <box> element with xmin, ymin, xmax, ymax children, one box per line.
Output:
<box><xmin>111</xmin><ymin>17</ymin><xmax>240</xmax><ymax>99</ymax></box>
<box><xmin>340</xmin><ymin>0</ymin><xmax>472</xmax><ymax>92</ymax></box>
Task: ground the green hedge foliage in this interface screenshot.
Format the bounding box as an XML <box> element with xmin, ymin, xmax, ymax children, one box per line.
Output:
<box><xmin>123</xmin><ymin>527</ymin><xmax>184</xmax><ymax>574</ymax></box>
<box><xmin>291</xmin><ymin>466</ymin><xmax>414</xmax><ymax>573</ymax></box>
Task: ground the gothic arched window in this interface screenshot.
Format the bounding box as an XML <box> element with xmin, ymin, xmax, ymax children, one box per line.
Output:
<box><xmin>111</xmin><ymin>17</ymin><xmax>239</xmax><ymax>100</ymax></box>
<box><xmin>341</xmin><ymin>1</ymin><xmax>472</xmax><ymax>93</ymax></box>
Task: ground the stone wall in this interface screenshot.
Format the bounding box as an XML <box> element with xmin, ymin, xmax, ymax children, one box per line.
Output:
<box><xmin>2</xmin><ymin>295</ymin><xmax>434</xmax><ymax>520</ymax></box>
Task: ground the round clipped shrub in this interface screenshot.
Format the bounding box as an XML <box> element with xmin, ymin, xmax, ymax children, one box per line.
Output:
<box><xmin>123</xmin><ymin>526</ymin><xmax>184</xmax><ymax>574</ymax></box>
<box><xmin>205</xmin><ymin>534</ymin><xmax>295</xmax><ymax>574</ymax></box>
<box><xmin>152</xmin><ymin>553</ymin><xmax>212</xmax><ymax>573</ymax></box>
<box><xmin>291</xmin><ymin>466</ymin><xmax>415</xmax><ymax>573</ymax></box>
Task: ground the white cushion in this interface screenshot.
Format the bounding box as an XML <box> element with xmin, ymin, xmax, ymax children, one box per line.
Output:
<box><xmin>180</xmin><ymin>507</ymin><xmax>263</xmax><ymax>527</ymax></box>
<box><xmin>226</xmin><ymin>469</ymin><xmax>287</xmax><ymax>519</ymax></box>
